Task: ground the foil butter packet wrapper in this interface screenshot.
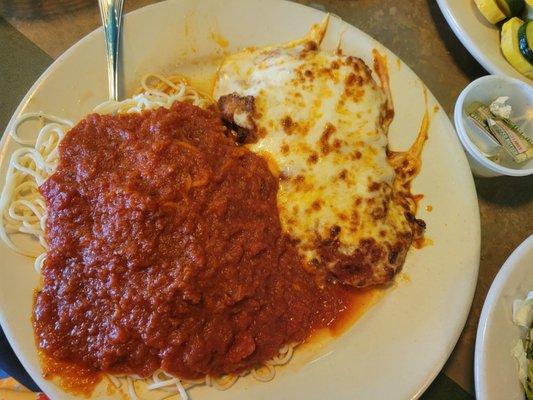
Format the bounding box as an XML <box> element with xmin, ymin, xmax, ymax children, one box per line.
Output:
<box><xmin>466</xmin><ymin>101</ymin><xmax>533</xmax><ymax>164</ymax></box>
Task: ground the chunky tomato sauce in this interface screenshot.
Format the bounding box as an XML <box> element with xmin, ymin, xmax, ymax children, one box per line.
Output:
<box><xmin>34</xmin><ymin>102</ymin><xmax>356</xmax><ymax>383</ymax></box>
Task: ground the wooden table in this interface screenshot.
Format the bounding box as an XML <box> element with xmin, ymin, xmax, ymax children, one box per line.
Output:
<box><xmin>0</xmin><ymin>1</ymin><xmax>531</xmax><ymax>399</ymax></box>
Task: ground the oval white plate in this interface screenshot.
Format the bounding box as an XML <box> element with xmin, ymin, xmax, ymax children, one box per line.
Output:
<box><xmin>0</xmin><ymin>1</ymin><xmax>480</xmax><ymax>399</ymax></box>
<box><xmin>436</xmin><ymin>0</ymin><xmax>532</xmax><ymax>84</ymax></box>
<box><xmin>475</xmin><ymin>235</ymin><xmax>533</xmax><ymax>400</ymax></box>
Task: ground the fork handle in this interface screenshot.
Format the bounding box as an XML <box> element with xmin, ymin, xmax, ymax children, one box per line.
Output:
<box><xmin>99</xmin><ymin>0</ymin><xmax>124</xmax><ymax>101</ymax></box>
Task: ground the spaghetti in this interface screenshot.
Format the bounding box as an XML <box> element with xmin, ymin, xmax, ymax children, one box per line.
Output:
<box><xmin>0</xmin><ymin>75</ymin><xmax>297</xmax><ymax>400</ymax></box>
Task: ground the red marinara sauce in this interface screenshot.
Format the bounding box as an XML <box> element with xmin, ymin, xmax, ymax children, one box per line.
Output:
<box><xmin>34</xmin><ymin>102</ymin><xmax>355</xmax><ymax>386</ymax></box>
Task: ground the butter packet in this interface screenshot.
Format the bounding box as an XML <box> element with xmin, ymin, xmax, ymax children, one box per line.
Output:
<box><xmin>488</xmin><ymin>116</ymin><xmax>533</xmax><ymax>163</ymax></box>
<box><xmin>466</xmin><ymin>102</ymin><xmax>533</xmax><ymax>164</ymax></box>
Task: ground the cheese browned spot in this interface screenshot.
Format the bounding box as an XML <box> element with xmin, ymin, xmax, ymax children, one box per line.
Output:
<box><xmin>214</xmin><ymin>18</ymin><xmax>426</xmax><ymax>288</ymax></box>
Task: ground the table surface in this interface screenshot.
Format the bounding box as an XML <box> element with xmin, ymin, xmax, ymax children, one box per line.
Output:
<box><xmin>0</xmin><ymin>0</ymin><xmax>531</xmax><ymax>399</ymax></box>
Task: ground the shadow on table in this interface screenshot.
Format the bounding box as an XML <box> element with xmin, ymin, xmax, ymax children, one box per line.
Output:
<box><xmin>0</xmin><ymin>16</ymin><xmax>52</xmax><ymax>134</ymax></box>
<box><xmin>425</xmin><ymin>0</ymin><xmax>486</xmax><ymax>82</ymax></box>
<box><xmin>475</xmin><ymin>175</ymin><xmax>533</xmax><ymax>206</ymax></box>
<box><xmin>420</xmin><ymin>373</ymin><xmax>474</xmax><ymax>400</ymax></box>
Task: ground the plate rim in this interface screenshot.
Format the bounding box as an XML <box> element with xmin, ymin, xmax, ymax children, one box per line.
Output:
<box><xmin>474</xmin><ymin>234</ymin><xmax>533</xmax><ymax>399</ymax></box>
<box><xmin>0</xmin><ymin>1</ymin><xmax>481</xmax><ymax>399</ymax></box>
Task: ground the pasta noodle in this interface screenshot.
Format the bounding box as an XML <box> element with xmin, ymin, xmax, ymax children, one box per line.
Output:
<box><xmin>0</xmin><ymin>75</ymin><xmax>297</xmax><ymax>400</ymax></box>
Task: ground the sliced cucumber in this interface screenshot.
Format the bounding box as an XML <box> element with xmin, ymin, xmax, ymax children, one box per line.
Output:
<box><xmin>495</xmin><ymin>0</ymin><xmax>525</xmax><ymax>16</ymax></box>
<box><xmin>501</xmin><ymin>17</ymin><xmax>533</xmax><ymax>78</ymax></box>
<box><xmin>474</xmin><ymin>0</ymin><xmax>507</xmax><ymax>23</ymax></box>
<box><xmin>518</xmin><ymin>20</ymin><xmax>533</xmax><ymax>62</ymax></box>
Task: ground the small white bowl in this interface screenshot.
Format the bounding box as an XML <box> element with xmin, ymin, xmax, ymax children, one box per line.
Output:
<box><xmin>454</xmin><ymin>75</ymin><xmax>533</xmax><ymax>178</ymax></box>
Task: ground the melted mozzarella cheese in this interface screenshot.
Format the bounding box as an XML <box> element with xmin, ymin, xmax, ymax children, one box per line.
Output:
<box><xmin>213</xmin><ymin>22</ymin><xmax>413</xmax><ymax>270</ymax></box>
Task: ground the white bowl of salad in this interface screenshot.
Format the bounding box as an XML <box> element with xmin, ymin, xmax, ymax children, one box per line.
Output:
<box><xmin>475</xmin><ymin>235</ymin><xmax>533</xmax><ymax>400</ymax></box>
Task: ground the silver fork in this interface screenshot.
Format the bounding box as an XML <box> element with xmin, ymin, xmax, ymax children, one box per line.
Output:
<box><xmin>98</xmin><ymin>0</ymin><xmax>125</xmax><ymax>101</ymax></box>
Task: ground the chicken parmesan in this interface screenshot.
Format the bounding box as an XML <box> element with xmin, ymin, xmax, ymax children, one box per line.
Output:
<box><xmin>214</xmin><ymin>19</ymin><xmax>425</xmax><ymax>287</ymax></box>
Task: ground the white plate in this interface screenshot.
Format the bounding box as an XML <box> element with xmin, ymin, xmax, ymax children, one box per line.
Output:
<box><xmin>475</xmin><ymin>235</ymin><xmax>533</xmax><ymax>400</ymax></box>
<box><xmin>0</xmin><ymin>1</ymin><xmax>481</xmax><ymax>399</ymax></box>
<box><xmin>436</xmin><ymin>0</ymin><xmax>532</xmax><ymax>84</ymax></box>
